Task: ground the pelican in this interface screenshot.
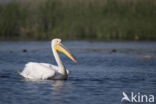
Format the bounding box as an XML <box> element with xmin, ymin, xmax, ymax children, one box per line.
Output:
<box><xmin>20</xmin><ymin>38</ymin><xmax>77</xmax><ymax>80</ymax></box>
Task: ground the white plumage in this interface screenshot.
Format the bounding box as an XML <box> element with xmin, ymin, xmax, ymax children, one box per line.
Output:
<box><xmin>20</xmin><ymin>38</ymin><xmax>77</xmax><ymax>80</ymax></box>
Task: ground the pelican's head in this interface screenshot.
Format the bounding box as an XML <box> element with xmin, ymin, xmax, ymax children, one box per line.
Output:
<box><xmin>52</xmin><ymin>38</ymin><xmax>77</xmax><ymax>63</ymax></box>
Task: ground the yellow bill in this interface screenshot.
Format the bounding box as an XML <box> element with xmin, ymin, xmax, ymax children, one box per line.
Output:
<box><xmin>54</xmin><ymin>43</ymin><xmax>77</xmax><ymax>63</ymax></box>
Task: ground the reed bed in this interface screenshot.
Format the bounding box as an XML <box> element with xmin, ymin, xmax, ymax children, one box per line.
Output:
<box><xmin>0</xmin><ymin>0</ymin><xmax>156</xmax><ymax>40</ymax></box>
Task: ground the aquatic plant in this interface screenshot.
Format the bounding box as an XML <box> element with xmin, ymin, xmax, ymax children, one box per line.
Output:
<box><xmin>0</xmin><ymin>0</ymin><xmax>156</xmax><ymax>40</ymax></box>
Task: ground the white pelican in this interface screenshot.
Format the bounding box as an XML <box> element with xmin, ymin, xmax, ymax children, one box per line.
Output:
<box><xmin>20</xmin><ymin>38</ymin><xmax>77</xmax><ymax>80</ymax></box>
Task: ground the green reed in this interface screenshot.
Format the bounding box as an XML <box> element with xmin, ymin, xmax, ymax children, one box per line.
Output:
<box><xmin>0</xmin><ymin>0</ymin><xmax>156</xmax><ymax>40</ymax></box>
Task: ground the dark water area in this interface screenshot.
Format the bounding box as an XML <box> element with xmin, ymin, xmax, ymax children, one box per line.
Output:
<box><xmin>0</xmin><ymin>41</ymin><xmax>156</xmax><ymax>104</ymax></box>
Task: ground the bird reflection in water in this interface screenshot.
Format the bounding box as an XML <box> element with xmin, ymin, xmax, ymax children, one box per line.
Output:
<box><xmin>51</xmin><ymin>80</ymin><xmax>72</xmax><ymax>101</ymax></box>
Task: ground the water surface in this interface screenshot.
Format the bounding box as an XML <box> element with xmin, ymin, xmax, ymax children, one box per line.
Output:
<box><xmin>0</xmin><ymin>41</ymin><xmax>156</xmax><ymax>104</ymax></box>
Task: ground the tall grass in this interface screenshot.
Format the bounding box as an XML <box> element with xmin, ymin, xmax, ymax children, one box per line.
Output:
<box><xmin>0</xmin><ymin>0</ymin><xmax>156</xmax><ymax>40</ymax></box>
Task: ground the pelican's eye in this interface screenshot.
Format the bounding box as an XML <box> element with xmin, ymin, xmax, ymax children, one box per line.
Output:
<box><xmin>56</xmin><ymin>40</ymin><xmax>59</xmax><ymax>43</ymax></box>
<box><xmin>57</xmin><ymin>40</ymin><xmax>61</xmax><ymax>44</ymax></box>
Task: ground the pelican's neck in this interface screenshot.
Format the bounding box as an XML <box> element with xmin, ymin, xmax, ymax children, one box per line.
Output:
<box><xmin>52</xmin><ymin>45</ymin><xmax>67</xmax><ymax>75</ymax></box>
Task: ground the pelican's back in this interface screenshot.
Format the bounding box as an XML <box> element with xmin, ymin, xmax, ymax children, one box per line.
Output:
<box><xmin>20</xmin><ymin>62</ymin><xmax>55</xmax><ymax>80</ymax></box>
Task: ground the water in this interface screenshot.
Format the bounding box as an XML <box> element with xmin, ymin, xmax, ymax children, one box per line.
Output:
<box><xmin>0</xmin><ymin>41</ymin><xmax>156</xmax><ymax>104</ymax></box>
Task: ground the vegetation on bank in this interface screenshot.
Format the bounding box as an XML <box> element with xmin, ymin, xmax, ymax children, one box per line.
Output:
<box><xmin>0</xmin><ymin>0</ymin><xmax>156</xmax><ymax>41</ymax></box>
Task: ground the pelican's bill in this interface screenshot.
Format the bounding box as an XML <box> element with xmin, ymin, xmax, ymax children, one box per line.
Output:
<box><xmin>54</xmin><ymin>43</ymin><xmax>77</xmax><ymax>63</ymax></box>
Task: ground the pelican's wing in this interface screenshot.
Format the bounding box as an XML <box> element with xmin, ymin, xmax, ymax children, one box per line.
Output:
<box><xmin>41</xmin><ymin>63</ymin><xmax>70</xmax><ymax>75</ymax></box>
<box><xmin>40</xmin><ymin>63</ymin><xmax>58</xmax><ymax>70</ymax></box>
<box><xmin>20</xmin><ymin>62</ymin><xmax>56</xmax><ymax>80</ymax></box>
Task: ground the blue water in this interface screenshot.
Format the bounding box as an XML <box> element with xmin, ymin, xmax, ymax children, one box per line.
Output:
<box><xmin>0</xmin><ymin>41</ymin><xmax>156</xmax><ymax>104</ymax></box>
